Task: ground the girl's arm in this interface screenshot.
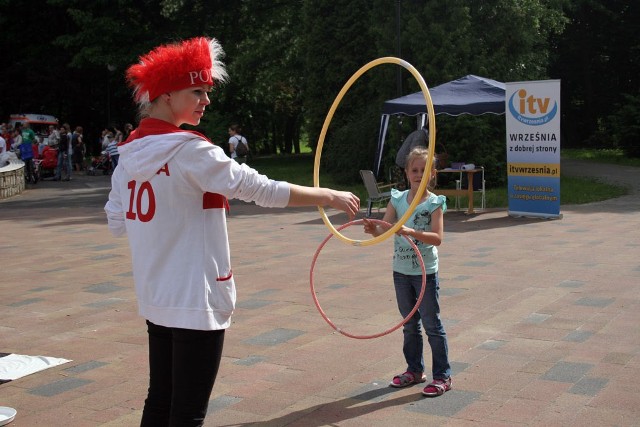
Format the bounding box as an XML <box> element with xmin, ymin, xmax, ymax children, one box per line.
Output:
<box><xmin>397</xmin><ymin>206</ymin><xmax>444</xmax><ymax>246</ymax></box>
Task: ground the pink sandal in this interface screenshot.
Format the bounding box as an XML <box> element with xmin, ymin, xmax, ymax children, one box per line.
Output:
<box><xmin>422</xmin><ymin>377</ymin><xmax>452</xmax><ymax>397</ymax></box>
<box><xmin>389</xmin><ymin>371</ymin><xmax>427</xmax><ymax>388</ymax></box>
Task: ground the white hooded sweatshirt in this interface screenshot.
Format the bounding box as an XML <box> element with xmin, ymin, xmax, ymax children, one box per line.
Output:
<box><xmin>105</xmin><ymin>118</ymin><xmax>290</xmax><ymax>330</ymax></box>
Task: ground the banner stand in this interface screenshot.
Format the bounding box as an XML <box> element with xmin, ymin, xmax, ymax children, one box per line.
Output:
<box><xmin>505</xmin><ymin>80</ymin><xmax>562</xmax><ymax>219</ymax></box>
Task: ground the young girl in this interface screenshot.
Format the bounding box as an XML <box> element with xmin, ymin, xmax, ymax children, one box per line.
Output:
<box><xmin>104</xmin><ymin>37</ymin><xmax>359</xmax><ymax>426</ymax></box>
<box><xmin>363</xmin><ymin>147</ymin><xmax>452</xmax><ymax>397</ymax></box>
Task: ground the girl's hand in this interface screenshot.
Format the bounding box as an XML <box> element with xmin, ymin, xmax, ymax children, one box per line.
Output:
<box><xmin>396</xmin><ymin>225</ymin><xmax>414</xmax><ymax>236</ymax></box>
<box><xmin>363</xmin><ymin>218</ymin><xmax>377</xmax><ymax>235</ymax></box>
<box><xmin>363</xmin><ymin>218</ymin><xmax>394</xmax><ymax>236</ymax></box>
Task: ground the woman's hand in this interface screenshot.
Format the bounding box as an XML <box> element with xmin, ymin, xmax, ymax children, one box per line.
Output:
<box><xmin>327</xmin><ymin>190</ymin><xmax>360</xmax><ymax>220</ymax></box>
<box><xmin>287</xmin><ymin>185</ymin><xmax>360</xmax><ymax>220</ymax></box>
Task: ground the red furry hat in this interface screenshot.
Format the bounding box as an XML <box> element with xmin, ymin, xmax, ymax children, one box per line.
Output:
<box><xmin>126</xmin><ymin>37</ymin><xmax>227</xmax><ymax>103</ymax></box>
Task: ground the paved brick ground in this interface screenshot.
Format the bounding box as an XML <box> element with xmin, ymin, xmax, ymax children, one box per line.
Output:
<box><xmin>1</xmin><ymin>159</ymin><xmax>639</xmax><ymax>426</ymax></box>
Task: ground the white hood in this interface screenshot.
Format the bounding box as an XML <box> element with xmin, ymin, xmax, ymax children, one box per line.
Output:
<box><xmin>118</xmin><ymin>132</ymin><xmax>196</xmax><ymax>182</ymax></box>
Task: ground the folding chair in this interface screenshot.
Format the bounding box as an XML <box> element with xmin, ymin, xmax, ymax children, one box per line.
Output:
<box><xmin>360</xmin><ymin>170</ymin><xmax>393</xmax><ymax>217</ymax></box>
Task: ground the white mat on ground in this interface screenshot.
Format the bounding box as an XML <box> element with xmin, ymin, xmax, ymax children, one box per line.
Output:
<box><xmin>0</xmin><ymin>354</ymin><xmax>71</xmax><ymax>381</ymax></box>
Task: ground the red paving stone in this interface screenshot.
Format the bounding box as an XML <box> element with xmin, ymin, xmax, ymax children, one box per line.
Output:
<box><xmin>1</xmin><ymin>158</ymin><xmax>639</xmax><ymax>426</ymax></box>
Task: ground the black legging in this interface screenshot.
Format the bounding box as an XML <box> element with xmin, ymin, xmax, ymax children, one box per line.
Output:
<box><xmin>141</xmin><ymin>321</ymin><xmax>225</xmax><ymax>427</ymax></box>
<box><xmin>24</xmin><ymin>158</ymin><xmax>36</xmax><ymax>182</ymax></box>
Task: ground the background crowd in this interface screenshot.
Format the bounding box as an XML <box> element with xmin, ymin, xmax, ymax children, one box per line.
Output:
<box><xmin>0</xmin><ymin>120</ymin><xmax>133</xmax><ymax>183</ymax></box>
<box><xmin>1</xmin><ymin>119</ymin><xmax>252</xmax><ymax>183</ymax></box>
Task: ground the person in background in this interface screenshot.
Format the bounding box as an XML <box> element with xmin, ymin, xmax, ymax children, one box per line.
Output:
<box><xmin>1</xmin><ymin>124</ymin><xmax>11</xmax><ymax>151</ymax></box>
<box><xmin>11</xmin><ymin>128</ymin><xmax>22</xmax><ymax>152</ymax></box>
<box><xmin>123</xmin><ymin>123</ymin><xmax>133</xmax><ymax>140</ymax></box>
<box><xmin>101</xmin><ymin>128</ymin><xmax>111</xmax><ymax>151</ymax></box>
<box><xmin>105</xmin><ymin>133</ymin><xmax>119</xmax><ymax>172</ymax></box>
<box><xmin>21</xmin><ymin>122</ymin><xmax>37</xmax><ymax>147</ymax></box>
<box><xmin>64</xmin><ymin>124</ymin><xmax>73</xmax><ymax>177</ymax></box>
<box><xmin>227</xmin><ymin>124</ymin><xmax>248</xmax><ymax>162</ymax></box>
<box><xmin>37</xmin><ymin>135</ymin><xmax>47</xmax><ymax>158</ymax></box>
<box><xmin>113</xmin><ymin>125</ymin><xmax>124</xmax><ymax>144</ymax></box>
<box><xmin>71</xmin><ymin>126</ymin><xmax>85</xmax><ymax>171</ymax></box>
<box><xmin>54</xmin><ymin>125</ymin><xmax>71</xmax><ymax>181</ymax></box>
<box><xmin>104</xmin><ymin>36</ymin><xmax>359</xmax><ymax>427</ymax></box>
<box><xmin>15</xmin><ymin>128</ymin><xmax>37</xmax><ymax>183</ymax></box>
<box><xmin>363</xmin><ymin>147</ymin><xmax>452</xmax><ymax>398</ymax></box>
<box><xmin>48</xmin><ymin>125</ymin><xmax>60</xmax><ymax>148</ymax></box>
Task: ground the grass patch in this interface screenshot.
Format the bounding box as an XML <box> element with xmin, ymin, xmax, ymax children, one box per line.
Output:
<box><xmin>249</xmin><ymin>154</ymin><xmax>369</xmax><ymax>202</ymax></box>
<box><xmin>559</xmin><ymin>174</ymin><xmax>628</xmax><ymax>204</ymax></box>
<box><xmin>562</xmin><ymin>148</ymin><xmax>640</xmax><ymax>167</ymax></box>
<box><xmin>250</xmin><ymin>154</ymin><xmax>319</xmax><ymax>187</ymax></box>
<box><xmin>454</xmin><ymin>174</ymin><xmax>629</xmax><ymax>209</ymax></box>
<box><xmin>248</xmin><ymin>150</ymin><xmax>631</xmax><ymax>210</ymax></box>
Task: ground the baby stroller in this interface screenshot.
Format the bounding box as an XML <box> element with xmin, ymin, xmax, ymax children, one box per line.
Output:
<box><xmin>37</xmin><ymin>146</ymin><xmax>58</xmax><ymax>179</ymax></box>
<box><xmin>87</xmin><ymin>151</ymin><xmax>111</xmax><ymax>175</ymax></box>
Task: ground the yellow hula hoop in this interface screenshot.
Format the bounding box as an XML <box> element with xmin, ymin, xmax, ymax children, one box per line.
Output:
<box><xmin>314</xmin><ymin>57</ymin><xmax>436</xmax><ymax>246</ymax></box>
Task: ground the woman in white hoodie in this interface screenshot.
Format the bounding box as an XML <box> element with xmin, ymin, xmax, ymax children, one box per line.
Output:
<box><xmin>104</xmin><ymin>37</ymin><xmax>359</xmax><ymax>426</ymax></box>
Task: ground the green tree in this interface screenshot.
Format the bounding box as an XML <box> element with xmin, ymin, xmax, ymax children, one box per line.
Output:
<box><xmin>224</xmin><ymin>1</ymin><xmax>305</xmax><ymax>155</ymax></box>
<box><xmin>301</xmin><ymin>0</ymin><xmax>396</xmax><ymax>183</ymax></box>
<box><xmin>607</xmin><ymin>94</ymin><xmax>640</xmax><ymax>157</ymax></box>
<box><xmin>399</xmin><ymin>0</ymin><xmax>566</xmax><ymax>187</ymax></box>
<box><xmin>550</xmin><ymin>0</ymin><xmax>640</xmax><ymax>150</ymax></box>
<box><xmin>0</xmin><ymin>1</ymin><xmax>74</xmax><ymax>122</ymax></box>
<box><xmin>36</xmin><ymin>0</ymin><xmax>243</xmax><ymax>148</ymax></box>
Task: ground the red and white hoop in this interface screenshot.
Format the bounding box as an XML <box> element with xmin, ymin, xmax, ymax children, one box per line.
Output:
<box><xmin>310</xmin><ymin>219</ymin><xmax>426</xmax><ymax>339</ymax></box>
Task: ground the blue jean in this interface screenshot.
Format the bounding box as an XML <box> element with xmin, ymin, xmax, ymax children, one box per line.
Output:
<box><xmin>141</xmin><ymin>321</ymin><xmax>225</xmax><ymax>427</ymax></box>
<box><xmin>393</xmin><ymin>271</ymin><xmax>451</xmax><ymax>379</ymax></box>
<box><xmin>110</xmin><ymin>154</ymin><xmax>119</xmax><ymax>171</ymax></box>
<box><xmin>54</xmin><ymin>152</ymin><xmax>71</xmax><ymax>179</ymax></box>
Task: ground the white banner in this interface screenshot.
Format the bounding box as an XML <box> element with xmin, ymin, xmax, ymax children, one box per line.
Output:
<box><xmin>505</xmin><ymin>80</ymin><xmax>561</xmax><ymax>218</ymax></box>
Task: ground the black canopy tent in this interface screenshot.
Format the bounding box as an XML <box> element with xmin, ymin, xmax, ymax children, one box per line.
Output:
<box><xmin>374</xmin><ymin>74</ymin><xmax>506</xmax><ymax>175</ymax></box>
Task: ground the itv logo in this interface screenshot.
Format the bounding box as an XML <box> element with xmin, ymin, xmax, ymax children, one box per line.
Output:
<box><xmin>508</xmin><ymin>89</ymin><xmax>558</xmax><ymax>126</ymax></box>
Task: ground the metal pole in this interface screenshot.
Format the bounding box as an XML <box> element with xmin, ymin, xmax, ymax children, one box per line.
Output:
<box><xmin>107</xmin><ymin>77</ymin><xmax>111</xmax><ymax>126</ymax></box>
<box><xmin>396</xmin><ymin>0</ymin><xmax>402</xmax><ymax>97</ymax></box>
<box><xmin>395</xmin><ymin>0</ymin><xmax>405</xmax><ymax>186</ymax></box>
<box><xmin>107</xmin><ymin>64</ymin><xmax>116</xmax><ymax>127</ymax></box>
